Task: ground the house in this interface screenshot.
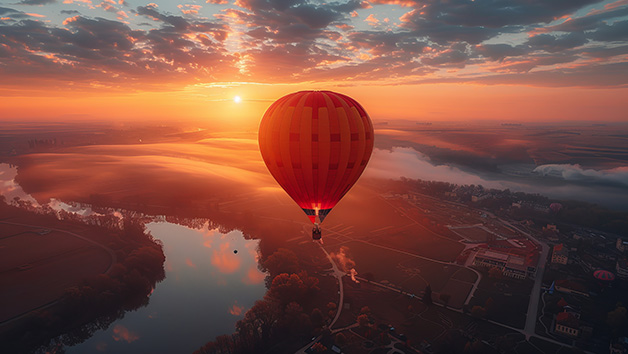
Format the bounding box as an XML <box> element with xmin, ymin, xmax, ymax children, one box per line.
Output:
<box><xmin>555</xmin><ymin>279</ymin><xmax>589</xmax><ymax>298</ymax></box>
<box><xmin>555</xmin><ymin>311</ymin><xmax>580</xmax><ymax>338</ymax></box>
<box><xmin>617</xmin><ymin>259</ymin><xmax>628</xmax><ymax>280</ymax></box>
<box><xmin>617</xmin><ymin>238</ymin><xmax>628</xmax><ymax>253</ymax></box>
<box><xmin>610</xmin><ymin>337</ymin><xmax>628</xmax><ymax>354</ymax></box>
<box><xmin>471</xmin><ymin>194</ymin><xmax>489</xmax><ymax>202</ymax></box>
<box><xmin>551</xmin><ymin>244</ymin><xmax>569</xmax><ymax>265</ymax></box>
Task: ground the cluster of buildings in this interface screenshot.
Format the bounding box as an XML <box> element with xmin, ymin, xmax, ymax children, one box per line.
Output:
<box><xmin>548</xmin><ymin>236</ymin><xmax>628</xmax><ymax>283</ymax></box>
<box><xmin>471</xmin><ymin>239</ymin><xmax>539</xmax><ymax>280</ymax></box>
<box><xmin>552</xmin><ymin>298</ymin><xmax>592</xmax><ymax>339</ymax></box>
<box><xmin>616</xmin><ymin>238</ymin><xmax>628</xmax><ymax>280</ymax></box>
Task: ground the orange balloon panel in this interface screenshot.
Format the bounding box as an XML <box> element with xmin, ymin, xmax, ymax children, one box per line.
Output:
<box><xmin>259</xmin><ymin>91</ymin><xmax>374</xmax><ymax>223</ymax></box>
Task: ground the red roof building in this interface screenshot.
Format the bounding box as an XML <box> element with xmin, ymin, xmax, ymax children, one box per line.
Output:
<box><xmin>555</xmin><ymin>311</ymin><xmax>580</xmax><ymax>338</ymax></box>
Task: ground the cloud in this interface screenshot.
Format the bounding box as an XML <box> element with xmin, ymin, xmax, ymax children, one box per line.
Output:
<box><xmin>0</xmin><ymin>0</ymin><xmax>627</xmax><ymax>87</ymax></box>
<box><xmin>17</xmin><ymin>0</ymin><xmax>56</xmax><ymax>5</ymax></box>
<box><xmin>211</xmin><ymin>242</ymin><xmax>241</xmax><ymax>273</ymax></box>
<box><xmin>525</xmin><ymin>32</ymin><xmax>588</xmax><ymax>53</ymax></box>
<box><xmin>533</xmin><ymin>164</ymin><xmax>628</xmax><ymax>187</ymax></box>
<box><xmin>0</xmin><ymin>6</ymin><xmax>236</xmax><ymax>89</ymax></box>
<box><xmin>185</xmin><ymin>258</ymin><xmax>197</xmax><ymax>269</ymax></box>
<box><xmin>421</xmin><ymin>42</ymin><xmax>471</xmax><ymax>67</ymax></box>
<box><xmin>243</xmin><ymin>266</ymin><xmax>267</xmax><ymax>284</ymax></box>
<box><xmin>364</xmin><ymin>147</ymin><xmax>501</xmax><ymax>187</ymax></box>
<box><xmin>540</xmin><ymin>4</ymin><xmax>628</xmax><ymax>33</ymax></box>
<box><xmin>229</xmin><ymin>302</ymin><xmax>244</xmax><ymax>316</ymax></box>
<box><xmin>0</xmin><ymin>164</ymin><xmax>39</xmax><ymax>207</ymax></box>
<box><xmin>475</xmin><ymin>43</ymin><xmax>527</xmax><ymax>61</ymax></box>
<box><xmin>112</xmin><ymin>325</ymin><xmax>139</xmax><ymax>343</ymax></box>
<box><xmin>589</xmin><ymin>20</ymin><xmax>628</xmax><ymax>42</ymax></box>
<box><xmin>401</xmin><ymin>61</ymin><xmax>628</xmax><ymax>88</ymax></box>
<box><xmin>393</xmin><ymin>0</ymin><xmax>603</xmax><ymax>27</ymax></box>
<box><xmin>364</xmin><ymin>13</ymin><xmax>378</xmax><ymax>26</ymax></box>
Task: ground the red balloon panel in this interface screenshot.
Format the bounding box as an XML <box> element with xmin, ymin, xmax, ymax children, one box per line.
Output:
<box><xmin>259</xmin><ymin>91</ymin><xmax>374</xmax><ymax>223</ymax></box>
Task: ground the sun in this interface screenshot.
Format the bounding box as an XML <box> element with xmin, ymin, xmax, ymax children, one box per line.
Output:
<box><xmin>233</xmin><ymin>96</ymin><xmax>242</xmax><ymax>103</ymax></box>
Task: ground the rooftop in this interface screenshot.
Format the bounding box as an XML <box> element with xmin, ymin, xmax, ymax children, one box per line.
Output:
<box><xmin>555</xmin><ymin>279</ymin><xmax>589</xmax><ymax>293</ymax></box>
<box><xmin>477</xmin><ymin>238</ymin><xmax>540</xmax><ymax>268</ymax></box>
<box><xmin>556</xmin><ymin>312</ymin><xmax>580</xmax><ymax>328</ymax></box>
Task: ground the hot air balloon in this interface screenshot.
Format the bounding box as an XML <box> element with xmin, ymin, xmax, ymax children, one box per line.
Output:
<box><xmin>593</xmin><ymin>269</ymin><xmax>615</xmax><ymax>282</ymax></box>
<box><xmin>259</xmin><ymin>91</ymin><xmax>374</xmax><ymax>240</ymax></box>
<box><xmin>550</xmin><ymin>203</ymin><xmax>563</xmax><ymax>213</ymax></box>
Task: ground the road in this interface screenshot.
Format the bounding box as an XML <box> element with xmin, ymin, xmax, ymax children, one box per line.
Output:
<box><xmin>498</xmin><ymin>218</ymin><xmax>550</xmax><ymax>339</ymax></box>
<box><xmin>317</xmin><ymin>242</ymin><xmax>346</xmax><ymax>328</ymax></box>
<box><xmin>294</xmin><ymin>241</ymin><xmax>347</xmax><ymax>354</ymax></box>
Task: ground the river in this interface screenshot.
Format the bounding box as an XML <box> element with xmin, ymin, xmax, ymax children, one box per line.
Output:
<box><xmin>1</xmin><ymin>163</ymin><xmax>268</xmax><ymax>354</ymax></box>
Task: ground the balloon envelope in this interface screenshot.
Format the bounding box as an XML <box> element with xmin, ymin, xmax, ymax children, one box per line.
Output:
<box><xmin>550</xmin><ymin>203</ymin><xmax>562</xmax><ymax>213</ymax></box>
<box><xmin>593</xmin><ymin>269</ymin><xmax>615</xmax><ymax>281</ymax></box>
<box><xmin>258</xmin><ymin>90</ymin><xmax>374</xmax><ymax>223</ymax></box>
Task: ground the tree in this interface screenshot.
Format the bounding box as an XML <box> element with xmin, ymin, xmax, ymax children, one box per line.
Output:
<box><xmin>357</xmin><ymin>314</ymin><xmax>369</xmax><ymax>328</ymax></box>
<box><xmin>494</xmin><ymin>334</ymin><xmax>516</xmax><ymax>353</ymax></box>
<box><xmin>236</xmin><ymin>300</ymin><xmax>280</xmax><ymax>346</ymax></box>
<box><xmin>607</xmin><ymin>305</ymin><xmax>627</xmax><ymax>328</ymax></box>
<box><xmin>280</xmin><ymin>302</ymin><xmax>312</xmax><ymax>337</ymax></box>
<box><xmin>335</xmin><ymin>333</ymin><xmax>347</xmax><ymax>347</ymax></box>
<box><xmin>470</xmin><ymin>306</ymin><xmax>486</xmax><ymax>319</ymax></box>
<box><xmin>123</xmin><ymin>218</ymin><xmax>147</xmax><ymax>242</ymax></box>
<box><xmin>311</xmin><ymin>308</ymin><xmax>324</xmax><ymax>328</ymax></box>
<box><xmin>327</xmin><ymin>302</ymin><xmax>337</xmax><ymax>318</ymax></box>
<box><xmin>263</xmin><ymin>248</ymin><xmax>299</xmax><ymax>277</ymax></box>
<box><xmin>298</xmin><ymin>270</ymin><xmax>320</xmax><ymax>295</ymax></box>
<box><xmin>484</xmin><ymin>297</ymin><xmax>494</xmax><ymax>312</ymax></box>
<box><xmin>311</xmin><ymin>343</ymin><xmax>327</xmax><ymax>353</ymax></box>
<box><xmin>464</xmin><ymin>339</ymin><xmax>484</xmax><ymax>353</ymax></box>
<box><xmin>360</xmin><ymin>306</ymin><xmax>371</xmax><ymax>315</ymax></box>
<box><xmin>423</xmin><ymin>284</ymin><xmax>432</xmax><ymax>306</ymax></box>
<box><xmin>269</xmin><ymin>273</ymin><xmax>305</xmax><ymax>305</ymax></box>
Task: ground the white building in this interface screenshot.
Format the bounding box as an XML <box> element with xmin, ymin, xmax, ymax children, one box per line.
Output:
<box><xmin>473</xmin><ymin>249</ymin><xmax>536</xmax><ymax>280</ymax></box>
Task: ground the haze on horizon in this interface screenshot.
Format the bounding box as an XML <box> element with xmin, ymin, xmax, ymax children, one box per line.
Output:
<box><xmin>1</xmin><ymin>0</ymin><xmax>627</xmax><ymax>126</ymax></box>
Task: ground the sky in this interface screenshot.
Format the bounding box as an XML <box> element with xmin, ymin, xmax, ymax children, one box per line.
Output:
<box><xmin>1</xmin><ymin>0</ymin><xmax>627</xmax><ymax>124</ymax></box>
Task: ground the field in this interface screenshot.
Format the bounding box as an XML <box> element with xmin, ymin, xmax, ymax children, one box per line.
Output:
<box><xmin>316</xmin><ymin>189</ymin><xmax>465</xmax><ymax>262</ymax></box>
<box><xmin>467</xmin><ymin>271</ymin><xmax>533</xmax><ymax>329</ymax></box>
<box><xmin>0</xmin><ymin>219</ymin><xmax>113</xmax><ymax>323</ymax></box>
<box><xmin>337</xmin><ymin>278</ymin><xmax>539</xmax><ymax>354</ymax></box>
<box><xmin>450</xmin><ymin>225</ymin><xmax>498</xmax><ymax>242</ymax></box>
<box><xmin>329</xmin><ymin>240</ymin><xmax>477</xmax><ymax>309</ymax></box>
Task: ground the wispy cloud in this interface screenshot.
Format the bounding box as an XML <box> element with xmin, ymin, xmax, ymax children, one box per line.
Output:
<box><xmin>534</xmin><ymin>164</ymin><xmax>628</xmax><ymax>187</ymax></box>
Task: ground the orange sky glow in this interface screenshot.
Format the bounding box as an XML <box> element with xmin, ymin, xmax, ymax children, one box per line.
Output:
<box><xmin>1</xmin><ymin>0</ymin><xmax>627</xmax><ymax>124</ymax></box>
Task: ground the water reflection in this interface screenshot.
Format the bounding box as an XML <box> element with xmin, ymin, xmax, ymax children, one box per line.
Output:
<box><xmin>0</xmin><ymin>163</ymin><xmax>38</xmax><ymax>206</ymax></box>
<box><xmin>65</xmin><ymin>222</ymin><xmax>267</xmax><ymax>354</ymax></box>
